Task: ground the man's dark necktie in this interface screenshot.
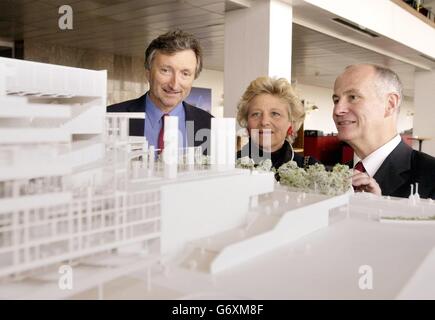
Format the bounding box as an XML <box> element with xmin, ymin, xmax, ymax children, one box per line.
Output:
<box><xmin>354</xmin><ymin>161</ymin><xmax>366</xmax><ymax>173</ymax></box>
<box><xmin>353</xmin><ymin>161</ymin><xmax>366</xmax><ymax>192</ymax></box>
<box><xmin>157</xmin><ymin>113</ymin><xmax>169</xmax><ymax>154</ymax></box>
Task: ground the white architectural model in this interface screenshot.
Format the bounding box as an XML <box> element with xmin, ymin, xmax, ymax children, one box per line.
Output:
<box><xmin>0</xmin><ymin>57</ymin><xmax>434</xmax><ymax>300</ymax></box>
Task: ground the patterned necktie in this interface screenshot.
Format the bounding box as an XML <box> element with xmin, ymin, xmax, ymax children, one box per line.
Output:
<box><xmin>354</xmin><ymin>161</ymin><xmax>366</xmax><ymax>173</ymax></box>
<box><xmin>157</xmin><ymin>113</ymin><xmax>169</xmax><ymax>153</ymax></box>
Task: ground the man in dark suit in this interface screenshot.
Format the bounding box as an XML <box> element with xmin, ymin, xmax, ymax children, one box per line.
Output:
<box><xmin>332</xmin><ymin>64</ymin><xmax>435</xmax><ymax>199</ymax></box>
<box><xmin>107</xmin><ymin>29</ymin><xmax>212</xmax><ymax>154</ymax></box>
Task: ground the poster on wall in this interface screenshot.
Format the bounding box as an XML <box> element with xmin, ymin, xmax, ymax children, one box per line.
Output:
<box><xmin>185</xmin><ymin>87</ymin><xmax>212</xmax><ymax>114</ymax></box>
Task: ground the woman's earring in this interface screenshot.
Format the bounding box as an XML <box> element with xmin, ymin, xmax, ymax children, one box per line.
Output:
<box><xmin>287</xmin><ymin>126</ymin><xmax>293</xmax><ymax>137</ymax></box>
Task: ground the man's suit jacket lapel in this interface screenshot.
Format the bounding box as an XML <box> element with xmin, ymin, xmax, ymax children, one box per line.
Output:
<box><xmin>184</xmin><ymin>101</ymin><xmax>206</xmax><ymax>147</ymax></box>
<box><xmin>183</xmin><ymin>102</ymin><xmax>194</xmax><ymax>147</ymax></box>
<box><xmin>127</xmin><ymin>95</ymin><xmax>146</xmax><ymax>136</ymax></box>
<box><xmin>373</xmin><ymin>141</ymin><xmax>412</xmax><ymax>196</ymax></box>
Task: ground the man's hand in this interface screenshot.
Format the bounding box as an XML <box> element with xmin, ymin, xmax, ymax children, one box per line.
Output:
<box><xmin>352</xmin><ymin>170</ymin><xmax>382</xmax><ymax>196</ymax></box>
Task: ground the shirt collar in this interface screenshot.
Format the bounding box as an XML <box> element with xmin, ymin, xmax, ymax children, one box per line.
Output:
<box><xmin>145</xmin><ymin>93</ymin><xmax>185</xmax><ymax>127</ymax></box>
<box><xmin>353</xmin><ymin>134</ymin><xmax>401</xmax><ymax>177</ymax></box>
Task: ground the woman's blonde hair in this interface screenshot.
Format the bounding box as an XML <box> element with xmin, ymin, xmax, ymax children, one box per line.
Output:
<box><xmin>236</xmin><ymin>76</ymin><xmax>305</xmax><ymax>143</ymax></box>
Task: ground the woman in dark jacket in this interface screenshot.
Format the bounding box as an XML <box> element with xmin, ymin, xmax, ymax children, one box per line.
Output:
<box><xmin>236</xmin><ymin>76</ymin><xmax>318</xmax><ymax>174</ymax></box>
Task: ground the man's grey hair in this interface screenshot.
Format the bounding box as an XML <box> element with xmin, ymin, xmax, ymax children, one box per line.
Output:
<box><xmin>144</xmin><ymin>29</ymin><xmax>203</xmax><ymax>79</ymax></box>
<box><xmin>346</xmin><ymin>64</ymin><xmax>403</xmax><ymax>107</ymax></box>
<box><xmin>372</xmin><ymin>64</ymin><xmax>403</xmax><ymax>107</ymax></box>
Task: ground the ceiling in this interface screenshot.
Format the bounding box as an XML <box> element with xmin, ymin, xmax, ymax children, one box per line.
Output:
<box><xmin>291</xmin><ymin>24</ymin><xmax>419</xmax><ymax>97</ymax></box>
<box><xmin>1</xmin><ymin>0</ymin><xmax>434</xmax><ymax>97</ymax></box>
<box><xmin>0</xmin><ymin>0</ymin><xmax>226</xmax><ymax>70</ymax></box>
